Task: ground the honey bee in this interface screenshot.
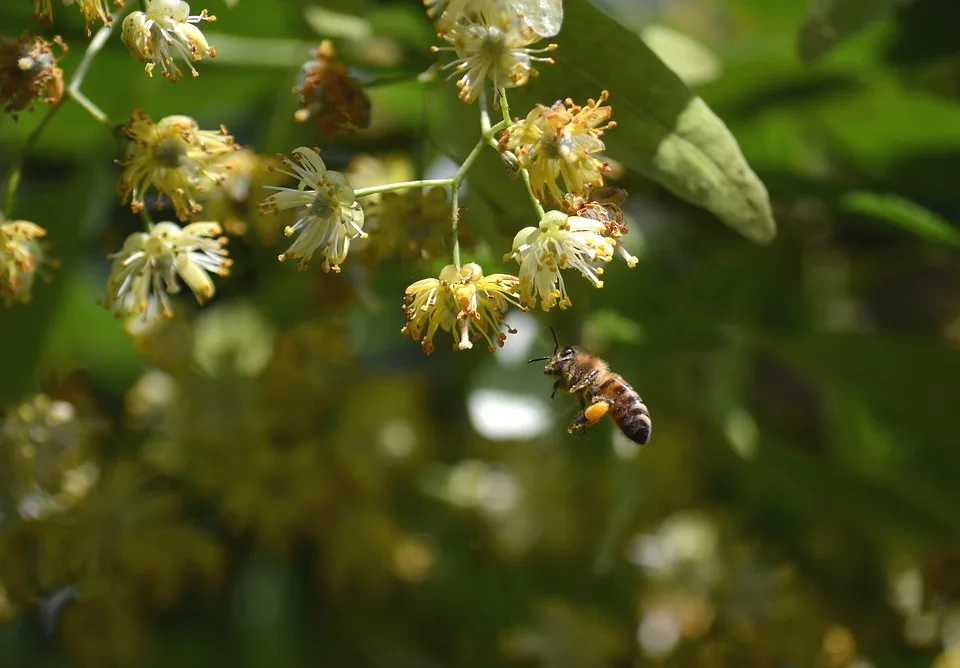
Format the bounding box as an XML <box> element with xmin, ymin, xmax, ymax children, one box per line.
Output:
<box><xmin>529</xmin><ymin>327</ymin><xmax>651</xmax><ymax>445</ymax></box>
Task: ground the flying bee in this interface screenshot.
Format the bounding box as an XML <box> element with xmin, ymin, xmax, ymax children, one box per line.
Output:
<box><xmin>529</xmin><ymin>328</ymin><xmax>651</xmax><ymax>445</ymax></box>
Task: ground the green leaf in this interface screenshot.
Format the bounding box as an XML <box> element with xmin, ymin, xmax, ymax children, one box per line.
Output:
<box><xmin>797</xmin><ymin>0</ymin><xmax>900</xmax><ymax>63</ymax></box>
<box><xmin>842</xmin><ymin>191</ymin><xmax>960</xmax><ymax>248</ymax></box>
<box><xmin>509</xmin><ymin>0</ymin><xmax>777</xmax><ymax>244</ymax></box>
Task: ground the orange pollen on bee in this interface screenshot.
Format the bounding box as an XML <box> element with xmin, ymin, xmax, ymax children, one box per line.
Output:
<box><xmin>584</xmin><ymin>402</ymin><xmax>609</xmax><ymax>424</ymax></box>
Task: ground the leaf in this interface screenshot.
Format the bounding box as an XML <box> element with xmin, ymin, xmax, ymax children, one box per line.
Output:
<box><xmin>640</xmin><ymin>24</ymin><xmax>723</xmax><ymax>87</ymax></box>
<box><xmin>842</xmin><ymin>191</ymin><xmax>960</xmax><ymax>248</ymax></box>
<box><xmin>797</xmin><ymin>0</ymin><xmax>902</xmax><ymax>63</ymax></box>
<box><xmin>508</xmin><ymin>0</ymin><xmax>777</xmax><ymax>244</ymax></box>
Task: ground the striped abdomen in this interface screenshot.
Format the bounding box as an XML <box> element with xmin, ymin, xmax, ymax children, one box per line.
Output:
<box><xmin>595</xmin><ymin>375</ymin><xmax>651</xmax><ymax>445</ymax></box>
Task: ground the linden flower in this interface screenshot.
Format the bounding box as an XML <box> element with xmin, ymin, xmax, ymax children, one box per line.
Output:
<box><xmin>433</xmin><ymin>10</ymin><xmax>556</xmax><ymax>103</ymax></box>
<box><xmin>0</xmin><ymin>33</ymin><xmax>66</xmax><ymax>119</ymax></box>
<box><xmin>401</xmin><ymin>262</ymin><xmax>523</xmax><ymax>354</ymax></box>
<box><xmin>0</xmin><ymin>221</ymin><xmax>48</xmax><ymax>306</ymax></box>
<box><xmin>121</xmin><ymin>0</ymin><xmax>215</xmax><ymax>81</ymax></box>
<box><xmin>427</xmin><ymin>0</ymin><xmax>563</xmax><ymax>38</ymax></box>
<box><xmin>33</xmin><ymin>0</ymin><xmax>124</xmax><ymax>35</ymax></box>
<box><xmin>103</xmin><ymin>221</ymin><xmax>231</xmax><ymax>319</ymax></box>
<box><xmin>117</xmin><ymin>109</ymin><xmax>238</xmax><ymax>222</ymax></box>
<box><xmin>504</xmin><ymin>210</ymin><xmax>615</xmax><ymax>311</ymax></box>
<box><xmin>500</xmin><ymin>91</ymin><xmax>615</xmax><ymax>203</ymax></box>
<box><xmin>563</xmin><ymin>189</ymin><xmax>638</xmax><ymax>268</ymax></box>
<box><xmin>258</xmin><ymin>147</ymin><xmax>366</xmax><ymax>273</ymax></box>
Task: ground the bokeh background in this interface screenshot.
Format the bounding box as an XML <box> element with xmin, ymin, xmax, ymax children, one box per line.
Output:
<box><xmin>2</xmin><ymin>0</ymin><xmax>960</xmax><ymax>666</ymax></box>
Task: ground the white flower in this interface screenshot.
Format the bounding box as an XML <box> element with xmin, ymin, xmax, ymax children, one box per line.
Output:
<box><xmin>504</xmin><ymin>210</ymin><xmax>615</xmax><ymax>311</ymax></box>
<box><xmin>104</xmin><ymin>221</ymin><xmax>231</xmax><ymax>319</ymax></box>
<box><xmin>427</xmin><ymin>0</ymin><xmax>563</xmax><ymax>38</ymax></box>
<box><xmin>433</xmin><ymin>9</ymin><xmax>556</xmax><ymax>103</ymax></box>
<box><xmin>121</xmin><ymin>0</ymin><xmax>216</xmax><ymax>82</ymax></box>
<box><xmin>258</xmin><ymin>146</ymin><xmax>366</xmax><ymax>273</ymax></box>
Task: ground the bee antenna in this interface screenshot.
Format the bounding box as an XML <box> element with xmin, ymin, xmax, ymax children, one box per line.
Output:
<box><xmin>527</xmin><ymin>356</ymin><xmax>550</xmax><ymax>363</ymax></box>
<box><xmin>550</xmin><ymin>326</ymin><xmax>559</xmax><ymax>354</ymax></box>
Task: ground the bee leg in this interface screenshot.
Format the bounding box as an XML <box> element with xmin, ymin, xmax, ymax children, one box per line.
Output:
<box><xmin>566</xmin><ymin>401</ymin><xmax>610</xmax><ymax>437</ymax></box>
<box><xmin>550</xmin><ymin>379</ymin><xmax>564</xmax><ymax>399</ymax></box>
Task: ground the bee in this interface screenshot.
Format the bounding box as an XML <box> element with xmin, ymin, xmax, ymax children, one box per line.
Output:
<box><xmin>529</xmin><ymin>327</ymin><xmax>651</xmax><ymax>445</ymax></box>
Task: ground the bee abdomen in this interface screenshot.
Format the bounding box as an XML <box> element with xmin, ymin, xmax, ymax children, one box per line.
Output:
<box><xmin>602</xmin><ymin>378</ymin><xmax>651</xmax><ymax>445</ymax></box>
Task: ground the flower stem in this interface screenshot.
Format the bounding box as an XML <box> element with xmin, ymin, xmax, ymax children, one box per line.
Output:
<box><xmin>139</xmin><ymin>208</ymin><xmax>154</xmax><ymax>232</ymax></box>
<box><xmin>451</xmin><ymin>181</ymin><xmax>460</xmax><ymax>269</ymax></box>
<box><xmin>354</xmin><ymin>178</ymin><xmax>452</xmax><ymax>199</ymax></box>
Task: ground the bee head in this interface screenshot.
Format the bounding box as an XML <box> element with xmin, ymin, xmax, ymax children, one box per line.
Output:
<box><xmin>528</xmin><ymin>327</ymin><xmax>576</xmax><ymax>375</ymax></box>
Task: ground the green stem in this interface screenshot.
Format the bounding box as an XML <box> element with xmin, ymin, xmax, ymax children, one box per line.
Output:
<box><xmin>497</xmin><ymin>88</ymin><xmax>544</xmax><ymax>219</ymax></box>
<box><xmin>454</xmin><ymin>139</ymin><xmax>486</xmax><ymax>184</ymax></box>
<box><xmin>354</xmin><ymin>178</ymin><xmax>452</xmax><ymax>199</ymax></box>
<box><xmin>451</xmin><ymin>181</ymin><xmax>460</xmax><ymax>269</ymax></box>
<box><xmin>67</xmin><ymin>89</ymin><xmax>109</xmax><ymax>126</ymax></box>
<box><xmin>139</xmin><ymin>208</ymin><xmax>154</xmax><ymax>231</ymax></box>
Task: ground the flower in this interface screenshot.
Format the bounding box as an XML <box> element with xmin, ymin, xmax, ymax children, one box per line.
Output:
<box><xmin>117</xmin><ymin>109</ymin><xmax>238</xmax><ymax>221</ymax></box>
<box><xmin>401</xmin><ymin>262</ymin><xmax>523</xmax><ymax>354</ymax></box>
<box><xmin>33</xmin><ymin>0</ymin><xmax>123</xmax><ymax>35</ymax></box>
<box><xmin>294</xmin><ymin>40</ymin><xmax>371</xmax><ymax>142</ymax></box>
<box><xmin>258</xmin><ymin>147</ymin><xmax>366</xmax><ymax>273</ymax></box>
<box><xmin>0</xmin><ymin>33</ymin><xmax>66</xmax><ymax>119</ymax></box>
<box><xmin>121</xmin><ymin>0</ymin><xmax>215</xmax><ymax>81</ymax></box>
<box><xmin>499</xmin><ymin>91</ymin><xmax>615</xmax><ymax>203</ymax></box>
<box><xmin>427</xmin><ymin>0</ymin><xmax>563</xmax><ymax>39</ymax></box>
<box><xmin>103</xmin><ymin>221</ymin><xmax>231</xmax><ymax>319</ymax></box>
<box><xmin>0</xmin><ymin>220</ymin><xmax>49</xmax><ymax>306</ymax></box>
<box><xmin>563</xmin><ymin>188</ymin><xmax>638</xmax><ymax>268</ymax></box>
<box><xmin>504</xmin><ymin>210</ymin><xmax>615</xmax><ymax>311</ymax></box>
<box><xmin>433</xmin><ymin>9</ymin><xmax>556</xmax><ymax>104</ymax></box>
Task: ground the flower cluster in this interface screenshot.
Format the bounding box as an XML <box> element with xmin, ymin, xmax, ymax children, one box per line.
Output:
<box><xmin>401</xmin><ymin>262</ymin><xmax>523</xmax><ymax>353</ymax></box>
<box><xmin>121</xmin><ymin>0</ymin><xmax>216</xmax><ymax>82</ymax></box>
<box><xmin>4</xmin><ymin>0</ymin><xmax>640</xmax><ymax>347</ymax></box>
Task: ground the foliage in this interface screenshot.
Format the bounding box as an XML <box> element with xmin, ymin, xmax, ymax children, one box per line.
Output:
<box><xmin>1</xmin><ymin>0</ymin><xmax>960</xmax><ymax>666</ymax></box>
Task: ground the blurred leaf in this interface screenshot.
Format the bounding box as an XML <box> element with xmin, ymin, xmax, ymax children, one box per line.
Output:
<box><xmin>640</xmin><ymin>24</ymin><xmax>723</xmax><ymax>87</ymax></box>
<box><xmin>582</xmin><ymin>309</ymin><xmax>644</xmax><ymax>348</ymax></box>
<box><xmin>842</xmin><ymin>191</ymin><xmax>960</xmax><ymax>248</ymax></box>
<box><xmin>797</xmin><ymin>0</ymin><xmax>901</xmax><ymax>62</ymax></box>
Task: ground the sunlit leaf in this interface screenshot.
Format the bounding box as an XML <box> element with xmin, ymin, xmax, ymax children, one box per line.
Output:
<box><xmin>640</xmin><ymin>24</ymin><xmax>723</xmax><ymax>87</ymax></box>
